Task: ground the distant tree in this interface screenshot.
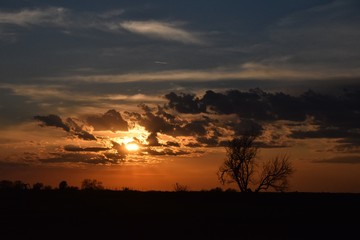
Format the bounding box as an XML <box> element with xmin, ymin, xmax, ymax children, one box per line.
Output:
<box><xmin>81</xmin><ymin>179</ymin><xmax>104</xmax><ymax>190</ymax></box>
<box><xmin>173</xmin><ymin>182</ymin><xmax>188</xmax><ymax>192</ymax></box>
<box><xmin>0</xmin><ymin>180</ymin><xmax>14</xmax><ymax>190</ymax></box>
<box><xmin>208</xmin><ymin>187</ymin><xmax>223</xmax><ymax>192</ymax></box>
<box><xmin>44</xmin><ymin>185</ymin><xmax>53</xmax><ymax>190</ymax></box>
<box><xmin>32</xmin><ymin>182</ymin><xmax>44</xmax><ymax>190</ymax></box>
<box><xmin>13</xmin><ymin>180</ymin><xmax>30</xmax><ymax>190</ymax></box>
<box><xmin>58</xmin><ymin>180</ymin><xmax>68</xmax><ymax>190</ymax></box>
<box><xmin>218</xmin><ymin>133</ymin><xmax>294</xmax><ymax>192</ymax></box>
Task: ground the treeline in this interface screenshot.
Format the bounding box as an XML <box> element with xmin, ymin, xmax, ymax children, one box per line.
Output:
<box><xmin>0</xmin><ymin>179</ymin><xmax>103</xmax><ymax>191</ymax></box>
<box><xmin>0</xmin><ymin>179</ymin><xmax>238</xmax><ymax>192</ymax></box>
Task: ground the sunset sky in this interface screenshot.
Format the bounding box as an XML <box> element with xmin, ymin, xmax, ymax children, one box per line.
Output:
<box><xmin>0</xmin><ymin>0</ymin><xmax>359</xmax><ymax>192</ymax></box>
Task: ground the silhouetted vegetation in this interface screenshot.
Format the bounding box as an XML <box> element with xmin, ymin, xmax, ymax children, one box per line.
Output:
<box><xmin>173</xmin><ymin>182</ymin><xmax>188</xmax><ymax>192</ymax></box>
<box><xmin>0</xmin><ymin>182</ymin><xmax>358</xmax><ymax>239</ymax></box>
<box><xmin>58</xmin><ymin>180</ymin><xmax>68</xmax><ymax>190</ymax></box>
<box><xmin>0</xmin><ymin>180</ymin><xmax>30</xmax><ymax>191</ymax></box>
<box><xmin>81</xmin><ymin>178</ymin><xmax>104</xmax><ymax>190</ymax></box>
<box><xmin>32</xmin><ymin>182</ymin><xmax>44</xmax><ymax>191</ymax></box>
<box><xmin>218</xmin><ymin>133</ymin><xmax>294</xmax><ymax>192</ymax></box>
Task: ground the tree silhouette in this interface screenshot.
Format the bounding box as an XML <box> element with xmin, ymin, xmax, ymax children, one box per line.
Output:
<box><xmin>173</xmin><ymin>182</ymin><xmax>188</xmax><ymax>192</ymax></box>
<box><xmin>58</xmin><ymin>180</ymin><xmax>68</xmax><ymax>190</ymax></box>
<box><xmin>32</xmin><ymin>182</ymin><xmax>44</xmax><ymax>190</ymax></box>
<box><xmin>81</xmin><ymin>179</ymin><xmax>104</xmax><ymax>190</ymax></box>
<box><xmin>13</xmin><ymin>180</ymin><xmax>30</xmax><ymax>190</ymax></box>
<box><xmin>0</xmin><ymin>180</ymin><xmax>14</xmax><ymax>190</ymax></box>
<box><xmin>218</xmin><ymin>133</ymin><xmax>294</xmax><ymax>192</ymax></box>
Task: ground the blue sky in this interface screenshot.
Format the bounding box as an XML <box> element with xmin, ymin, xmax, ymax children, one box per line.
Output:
<box><xmin>0</xmin><ymin>0</ymin><xmax>359</xmax><ymax>191</ymax></box>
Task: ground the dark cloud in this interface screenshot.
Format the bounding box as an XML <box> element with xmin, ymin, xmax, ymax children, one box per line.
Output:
<box><xmin>0</xmin><ymin>161</ymin><xmax>30</xmax><ymax>168</ymax></box>
<box><xmin>146</xmin><ymin>132</ymin><xmax>161</xmax><ymax>146</ymax></box>
<box><xmin>66</xmin><ymin>118</ymin><xmax>97</xmax><ymax>141</ymax></box>
<box><xmin>165</xmin><ymin>92</ymin><xmax>205</xmax><ymax>114</ymax></box>
<box><xmin>145</xmin><ymin>148</ymin><xmax>190</xmax><ymax>156</ymax></box>
<box><xmin>185</xmin><ymin>142</ymin><xmax>202</xmax><ymax>148</ymax></box>
<box><xmin>229</xmin><ymin>119</ymin><xmax>263</xmax><ymax>137</ymax></box>
<box><xmin>254</xmin><ymin>141</ymin><xmax>290</xmax><ymax>149</ymax></box>
<box><xmin>313</xmin><ymin>156</ymin><xmax>360</xmax><ymax>164</ymax></box>
<box><xmin>166</xmin><ymin>141</ymin><xmax>180</xmax><ymax>147</ymax></box>
<box><xmin>64</xmin><ymin>145</ymin><xmax>110</xmax><ymax>152</ymax></box>
<box><xmin>196</xmin><ymin>136</ymin><xmax>219</xmax><ymax>147</ymax></box>
<box><xmin>110</xmin><ymin>141</ymin><xmax>128</xmax><ymax>157</ymax></box>
<box><xmin>202</xmin><ymin>89</ymin><xmax>274</xmax><ymax>120</ymax></box>
<box><xmin>86</xmin><ymin>109</ymin><xmax>128</xmax><ymax>132</ymax></box>
<box><xmin>138</xmin><ymin>104</ymin><xmax>176</xmax><ymax>134</ymax></box>
<box><xmin>133</xmin><ymin>104</ymin><xmax>215</xmax><ymax>145</ymax></box>
<box><xmin>165</xmin><ymin>88</ymin><xmax>360</xmax><ymax>124</ymax></box>
<box><xmin>179</xmin><ymin>119</ymin><xmax>208</xmax><ymax>136</ymax></box>
<box><xmin>39</xmin><ymin>152</ymin><xmax>124</xmax><ymax>165</ymax></box>
<box><xmin>165</xmin><ymin>88</ymin><xmax>360</xmax><ymax>148</ymax></box>
<box><xmin>34</xmin><ymin>114</ymin><xmax>70</xmax><ymax>132</ymax></box>
<box><xmin>34</xmin><ymin>114</ymin><xmax>96</xmax><ymax>141</ymax></box>
<box><xmin>290</xmin><ymin>127</ymin><xmax>358</xmax><ymax>139</ymax></box>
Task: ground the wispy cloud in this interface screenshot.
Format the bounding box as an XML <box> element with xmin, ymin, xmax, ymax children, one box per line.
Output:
<box><xmin>120</xmin><ymin>20</ymin><xmax>204</xmax><ymax>45</ymax></box>
<box><xmin>0</xmin><ymin>7</ymin><xmax>67</xmax><ymax>26</ymax></box>
<box><xmin>53</xmin><ymin>63</ymin><xmax>360</xmax><ymax>83</ymax></box>
<box><xmin>0</xmin><ymin>8</ymin><xmax>206</xmax><ymax>46</ymax></box>
<box><xmin>313</xmin><ymin>155</ymin><xmax>360</xmax><ymax>164</ymax></box>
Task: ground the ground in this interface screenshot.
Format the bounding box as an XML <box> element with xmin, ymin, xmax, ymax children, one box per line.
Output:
<box><xmin>1</xmin><ymin>190</ymin><xmax>359</xmax><ymax>239</ymax></box>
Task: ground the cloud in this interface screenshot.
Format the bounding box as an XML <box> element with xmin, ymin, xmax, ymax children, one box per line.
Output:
<box><xmin>110</xmin><ymin>141</ymin><xmax>128</xmax><ymax>157</ymax></box>
<box><xmin>57</xmin><ymin>65</ymin><xmax>358</xmax><ymax>83</ymax></box>
<box><xmin>146</xmin><ymin>132</ymin><xmax>161</xmax><ymax>146</ymax></box>
<box><xmin>66</xmin><ymin>118</ymin><xmax>97</xmax><ymax>141</ymax></box>
<box><xmin>164</xmin><ymin>88</ymin><xmax>360</xmax><ymax>150</ymax></box>
<box><xmin>196</xmin><ymin>136</ymin><xmax>219</xmax><ymax>147</ymax></box>
<box><xmin>0</xmin><ymin>7</ymin><xmax>67</xmax><ymax>26</ymax></box>
<box><xmin>86</xmin><ymin>109</ymin><xmax>128</xmax><ymax>132</ymax></box>
<box><xmin>145</xmin><ymin>148</ymin><xmax>190</xmax><ymax>156</ymax></box>
<box><xmin>31</xmin><ymin>86</ymin><xmax>359</xmax><ymax>154</ymax></box>
<box><xmin>64</xmin><ymin>145</ymin><xmax>110</xmax><ymax>152</ymax></box>
<box><xmin>34</xmin><ymin>114</ymin><xmax>70</xmax><ymax>132</ymax></box>
<box><xmin>313</xmin><ymin>155</ymin><xmax>360</xmax><ymax>164</ymax></box>
<box><xmin>0</xmin><ymin>161</ymin><xmax>30</xmax><ymax>168</ymax></box>
<box><xmin>39</xmin><ymin>152</ymin><xmax>123</xmax><ymax>165</ymax></box>
<box><xmin>120</xmin><ymin>20</ymin><xmax>204</xmax><ymax>45</ymax></box>
<box><xmin>34</xmin><ymin>114</ymin><xmax>96</xmax><ymax>141</ymax></box>
<box><xmin>165</xmin><ymin>88</ymin><xmax>360</xmax><ymax>125</ymax></box>
<box><xmin>165</xmin><ymin>92</ymin><xmax>205</xmax><ymax>114</ymax></box>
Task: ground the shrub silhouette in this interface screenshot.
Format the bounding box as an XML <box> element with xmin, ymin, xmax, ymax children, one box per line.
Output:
<box><xmin>81</xmin><ymin>179</ymin><xmax>104</xmax><ymax>190</ymax></box>
<box><xmin>58</xmin><ymin>180</ymin><xmax>68</xmax><ymax>190</ymax></box>
<box><xmin>173</xmin><ymin>182</ymin><xmax>188</xmax><ymax>192</ymax></box>
<box><xmin>32</xmin><ymin>182</ymin><xmax>44</xmax><ymax>190</ymax></box>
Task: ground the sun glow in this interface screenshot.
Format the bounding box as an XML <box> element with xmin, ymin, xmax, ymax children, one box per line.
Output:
<box><xmin>126</xmin><ymin>142</ymin><xmax>139</xmax><ymax>151</ymax></box>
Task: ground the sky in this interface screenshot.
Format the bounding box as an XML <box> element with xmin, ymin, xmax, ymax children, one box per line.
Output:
<box><xmin>0</xmin><ymin>0</ymin><xmax>359</xmax><ymax>192</ymax></box>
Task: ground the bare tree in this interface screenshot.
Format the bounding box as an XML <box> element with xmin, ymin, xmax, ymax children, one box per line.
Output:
<box><xmin>255</xmin><ymin>155</ymin><xmax>294</xmax><ymax>192</ymax></box>
<box><xmin>173</xmin><ymin>182</ymin><xmax>188</xmax><ymax>192</ymax></box>
<box><xmin>218</xmin><ymin>133</ymin><xmax>294</xmax><ymax>192</ymax></box>
<box><xmin>81</xmin><ymin>179</ymin><xmax>104</xmax><ymax>190</ymax></box>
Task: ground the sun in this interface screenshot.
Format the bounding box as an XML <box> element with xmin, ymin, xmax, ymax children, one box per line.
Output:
<box><xmin>125</xmin><ymin>142</ymin><xmax>139</xmax><ymax>151</ymax></box>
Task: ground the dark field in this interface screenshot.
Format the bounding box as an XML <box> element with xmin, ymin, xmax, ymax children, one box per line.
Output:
<box><xmin>1</xmin><ymin>190</ymin><xmax>359</xmax><ymax>239</ymax></box>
